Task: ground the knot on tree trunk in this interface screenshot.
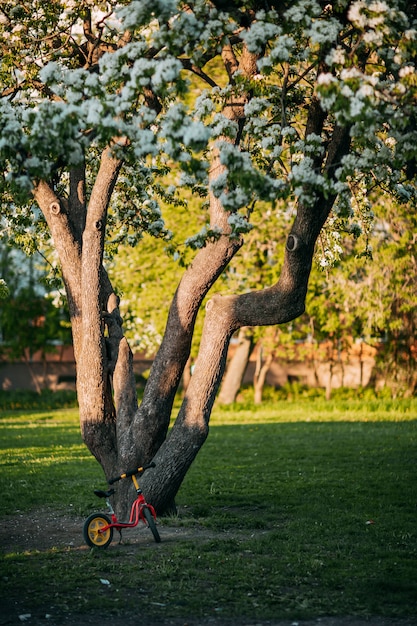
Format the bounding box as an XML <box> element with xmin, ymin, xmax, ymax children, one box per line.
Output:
<box><xmin>49</xmin><ymin>201</ymin><xmax>61</xmax><ymax>215</ymax></box>
<box><xmin>286</xmin><ymin>233</ymin><xmax>299</xmax><ymax>252</ymax></box>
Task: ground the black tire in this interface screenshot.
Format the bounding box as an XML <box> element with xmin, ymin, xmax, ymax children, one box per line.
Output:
<box><xmin>83</xmin><ymin>513</ymin><xmax>113</xmax><ymax>548</ymax></box>
<box><xmin>143</xmin><ymin>506</ymin><xmax>161</xmax><ymax>543</ymax></box>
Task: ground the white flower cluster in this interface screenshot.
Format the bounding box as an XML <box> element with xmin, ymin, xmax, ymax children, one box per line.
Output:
<box><xmin>318</xmin><ymin>224</ymin><xmax>344</xmax><ymax>268</ymax></box>
<box><xmin>210</xmin><ymin>139</ymin><xmax>287</xmax><ymax>211</ymax></box>
<box><xmin>228</xmin><ymin>213</ymin><xmax>253</xmax><ymax>238</ymax></box>
<box><xmin>185</xmin><ymin>224</ymin><xmax>223</xmax><ymax>250</ymax></box>
<box><xmin>111</xmin><ymin>169</ymin><xmax>174</xmax><ymax>247</ymax></box>
<box><xmin>348</xmin><ymin>0</ymin><xmax>407</xmax><ymax>45</ymax></box>
<box><xmin>117</xmin><ymin>0</ymin><xmax>177</xmax><ymax>30</ymax></box>
<box><xmin>290</xmin><ymin>157</ymin><xmax>326</xmax><ymax>204</ymax></box>
<box><xmin>326</xmin><ymin>46</ymin><xmax>346</xmax><ymax>66</ymax></box>
<box><xmin>158</xmin><ymin>4</ymin><xmax>235</xmax><ymax>64</ymax></box>
<box><xmin>0</xmin><ymin>100</ymin><xmax>36</xmax><ymax>194</ymax></box>
<box><xmin>287</xmin><ymin>133</ymin><xmax>336</xmax><ymax>205</ymax></box>
<box><xmin>194</xmin><ymin>91</ymin><xmax>216</xmax><ymax>120</ymax></box>
<box><xmin>307</xmin><ymin>17</ymin><xmax>342</xmax><ymax>45</ymax></box>
<box><xmin>285</xmin><ymin>0</ymin><xmax>321</xmax><ymax>25</ymax></box>
<box><xmin>317</xmin><ymin>66</ymin><xmax>380</xmax><ymax>123</ymax></box>
<box><xmin>241</xmin><ymin>15</ymin><xmax>281</xmax><ymax>54</ymax></box>
<box><xmin>258</xmin><ymin>34</ymin><xmax>296</xmax><ymax>70</ymax></box>
<box><xmin>210</xmin><ymin>113</ymin><xmax>239</xmax><ymax>141</ymax></box>
<box><xmin>0</xmin><ymin>278</ymin><xmax>9</xmax><ymax>299</ymax></box>
<box><xmin>160</xmin><ymin>103</ymin><xmax>211</xmax><ymax>159</ymax></box>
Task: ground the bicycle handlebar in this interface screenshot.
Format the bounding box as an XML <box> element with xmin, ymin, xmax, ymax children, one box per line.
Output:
<box><xmin>108</xmin><ymin>462</ymin><xmax>156</xmax><ymax>485</ymax></box>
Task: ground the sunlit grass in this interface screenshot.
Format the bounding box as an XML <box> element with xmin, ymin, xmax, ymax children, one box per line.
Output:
<box><xmin>0</xmin><ymin>408</ymin><xmax>101</xmax><ymax>513</ymax></box>
<box><xmin>210</xmin><ymin>396</ymin><xmax>417</xmax><ymax>424</ymax></box>
<box><xmin>1</xmin><ymin>398</ymin><xmax>416</xmax><ymax>622</ymax></box>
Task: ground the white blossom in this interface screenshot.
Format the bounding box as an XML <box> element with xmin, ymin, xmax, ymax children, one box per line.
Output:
<box><xmin>228</xmin><ymin>212</ymin><xmax>253</xmax><ymax>236</ymax></box>
<box><xmin>182</xmin><ymin>122</ymin><xmax>211</xmax><ymax>148</ymax></box>
<box><xmin>152</xmin><ymin>58</ymin><xmax>182</xmax><ymax>87</ymax></box>
<box><xmin>244</xmin><ymin>97</ymin><xmax>269</xmax><ymax>117</ymax></box>
<box><xmin>348</xmin><ymin>1</ymin><xmax>368</xmax><ymax>28</ymax></box>
<box><xmin>241</xmin><ymin>20</ymin><xmax>281</xmax><ymax>53</ymax></box>
<box><xmin>264</xmin><ymin>34</ymin><xmax>296</xmax><ymax>65</ymax></box>
<box><xmin>307</xmin><ymin>17</ymin><xmax>341</xmax><ymax>45</ymax></box>
<box><xmin>0</xmin><ymin>279</ymin><xmax>9</xmax><ymax>299</ymax></box>
<box><xmin>285</xmin><ymin>0</ymin><xmax>321</xmax><ymax>24</ymax></box>
<box><xmin>399</xmin><ymin>65</ymin><xmax>415</xmax><ymax>78</ymax></box>
<box><xmin>317</xmin><ymin>72</ymin><xmax>337</xmax><ymax>86</ymax></box>
<box><xmin>210</xmin><ymin>114</ymin><xmax>239</xmax><ymax>140</ymax></box>
<box><xmin>326</xmin><ymin>46</ymin><xmax>346</xmax><ymax>66</ymax></box>
<box><xmin>117</xmin><ymin>0</ymin><xmax>177</xmax><ymax>30</ymax></box>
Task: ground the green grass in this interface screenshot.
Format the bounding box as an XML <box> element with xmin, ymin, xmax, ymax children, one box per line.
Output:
<box><xmin>1</xmin><ymin>397</ymin><xmax>417</xmax><ymax>623</ymax></box>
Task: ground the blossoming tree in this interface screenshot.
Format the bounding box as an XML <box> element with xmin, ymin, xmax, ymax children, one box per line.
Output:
<box><xmin>1</xmin><ymin>0</ymin><xmax>416</xmax><ymax>513</ymax></box>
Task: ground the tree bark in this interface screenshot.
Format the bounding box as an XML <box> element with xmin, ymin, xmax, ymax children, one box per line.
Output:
<box><xmin>126</xmin><ymin>43</ymin><xmax>260</xmax><ymax>469</ymax></box>
<box><xmin>31</xmin><ymin>37</ymin><xmax>353</xmax><ymax>516</ymax></box>
<box><xmin>138</xmin><ymin>114</ymin><xmax>353</xmax><ymax>511</ymax></box>
<box><xmin>140</xmin><ymin>206</ymin><xmax>329</xmax><ymax>511</ymax></box>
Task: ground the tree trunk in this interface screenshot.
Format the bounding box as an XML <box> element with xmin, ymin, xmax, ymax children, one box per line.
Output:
<box><xmin>182</xmin><ymin>355</ymin><xmax>193</xmax><ymax>392</ymax></box>
<box><xmin>218</xmin><ymin>327</ymin><xmax>254</xmax><ymax>404</ymax></box>
<box><xmin>253</xmin><ymin>344</ymin><xmax>274</xmax><ymax>405</ymax></box>
<box><xmin>31</xmin><ymin>42</ymin><xmax>352</xmax><ymax>516</ymax></box>
<box><xmin>325</xmin><ymin>362</ymin><xmax>333</xmax><ymax>401</ymax></box>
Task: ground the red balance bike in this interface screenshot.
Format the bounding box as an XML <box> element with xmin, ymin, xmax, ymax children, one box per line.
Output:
<box><xmin>83</xmin><ymin>462</ymin><xmax>160</xmax><ymax>548</ymax></box>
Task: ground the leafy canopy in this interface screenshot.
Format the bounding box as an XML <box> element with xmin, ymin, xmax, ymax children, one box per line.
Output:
<box><xmin>1</xmin><ymin>0</ymin><xmax>416</xmax><ymax>276</ymax></box>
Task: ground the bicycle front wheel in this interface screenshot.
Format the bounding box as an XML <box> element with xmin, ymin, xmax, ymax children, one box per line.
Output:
<box><xmin>143</xmin><ymin>506</ymin><xmax>161</xmax><ymax>543</ymax></box>
<box><xmin>83</xmin><ymin>513</ymin><xmax>114</xmax><ymax>548</ymax></box>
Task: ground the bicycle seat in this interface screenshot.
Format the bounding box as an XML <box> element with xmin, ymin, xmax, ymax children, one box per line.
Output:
<box><xmin>94</xmin><ymin>488</ymin><xmax>115</xmax><ymax>498</ymax></box>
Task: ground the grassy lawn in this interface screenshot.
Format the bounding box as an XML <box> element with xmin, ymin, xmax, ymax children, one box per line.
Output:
<box><xmin>0</xmin><ymin>396</ymin><xmax>416</xmax><ymax>623</ymax></box>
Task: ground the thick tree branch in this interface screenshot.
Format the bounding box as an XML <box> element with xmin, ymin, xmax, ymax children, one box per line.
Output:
<box><xmin>143</xmin><ymin>112</ymin><xmax>352</xmax><ymax>510</ymax></box>
<box><xmin>221</xmin><ymin>40</ymin><xmax>239</xmax><ymax>80</ymax></box>
<box><xmin>132</xmin><ymin>231</ymin><xmax>243</xmax><ymax>463</ymax></box>
<box><xmin>32</xmin><ymin>180</ymin><xmax>83</xmax><ymax>358</ymax></box>
<box><xmin>130</xmin><ymin>45</ymin><xmax>263</xmax><ymax>466</ymax></box>
<box><xmin>181</xmin><ymin>58</ymin><xmax>219</xmax><ymax>88</ymax></box>
<box><xmin>78</xmin><ymin>144</ymin><xmax>125</xmax><ymax>407</ymax></box>
<box><xmin>76</xmin><ymin>144</ymin><xmax>126</xmax><ymax>472</ymax></box>
<box><xmin>68</xmin><ymin>165</ymin><xmax>86</xmax><ymax>244</ymax></box>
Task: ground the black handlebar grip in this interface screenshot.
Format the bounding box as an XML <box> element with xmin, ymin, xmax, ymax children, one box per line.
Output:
<box><xmin>108</xmin><ymin>461</ymin><xmax>156</xmax><ymax>484</ymax></box>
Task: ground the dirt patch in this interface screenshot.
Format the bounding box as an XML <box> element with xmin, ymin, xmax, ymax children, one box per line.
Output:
<box><xmin>1</xmin><ymin>510</ymin><xmax>416</xmax><ymax>626</ymax></box>
<box><xmin>0</xmin><ymin>508</ymin><xmax>219</xmax><ymax>553</ymax></box>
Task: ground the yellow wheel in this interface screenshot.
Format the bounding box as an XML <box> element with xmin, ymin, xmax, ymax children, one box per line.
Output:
<box><xmin>83</xmin><ymin>513</ymin><xmax>113</xmax><ymax>548</ymax></box>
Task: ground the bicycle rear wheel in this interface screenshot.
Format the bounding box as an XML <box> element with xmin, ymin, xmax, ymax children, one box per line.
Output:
<box><xmin>143</xmin><ymin>506</ymin><xmax>161</xmax><ymax>543</ymax></box>
<box><xmin>83</xmin><ymin>513</ymin><xmax>113</xmax><ymax>548</ymax></box>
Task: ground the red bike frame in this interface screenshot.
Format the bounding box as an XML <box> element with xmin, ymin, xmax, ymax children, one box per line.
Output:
<box><xmin>84</xmin><ymin>462</ymin><xmax>160</xmax><ymax>547</ymax></box>
<box><xmin>99</xmin><ymin>472</ymin><xmax>157</xmax><ymax>533</ymax></box>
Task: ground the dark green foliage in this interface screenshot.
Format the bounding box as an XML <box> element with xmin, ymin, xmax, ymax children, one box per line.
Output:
<box><xmin>0</xmin><ymin>389</ymin><xmax>77</xmax><ymax>412</ymax></box>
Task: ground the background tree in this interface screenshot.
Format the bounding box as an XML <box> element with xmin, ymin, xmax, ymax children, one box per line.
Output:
<box><xmin>1</xmin><ymin>0</ymin><xmax>416</xmax><ymax>514</ymax></box>
<box><xmin>0</xmin><ymin>241</ymin><xmax>72</xmax><ymax>391</ymax></box>
<box><xmin>307</xmin><ymin>193</ymin><xmax>417</xmax><ymax>397</ymax></box>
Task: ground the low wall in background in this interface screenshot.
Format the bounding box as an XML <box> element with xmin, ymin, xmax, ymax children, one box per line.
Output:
<box><xmin>0</xmin><ymin>342</ymin><xmax>376</xmax><ymax>392</ymax></box>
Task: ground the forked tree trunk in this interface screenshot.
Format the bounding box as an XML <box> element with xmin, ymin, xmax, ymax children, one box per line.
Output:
<box><xmin>32</xmin><ymin>53</ymin><xmax>352</xmax><ymax>516</ymax></box>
